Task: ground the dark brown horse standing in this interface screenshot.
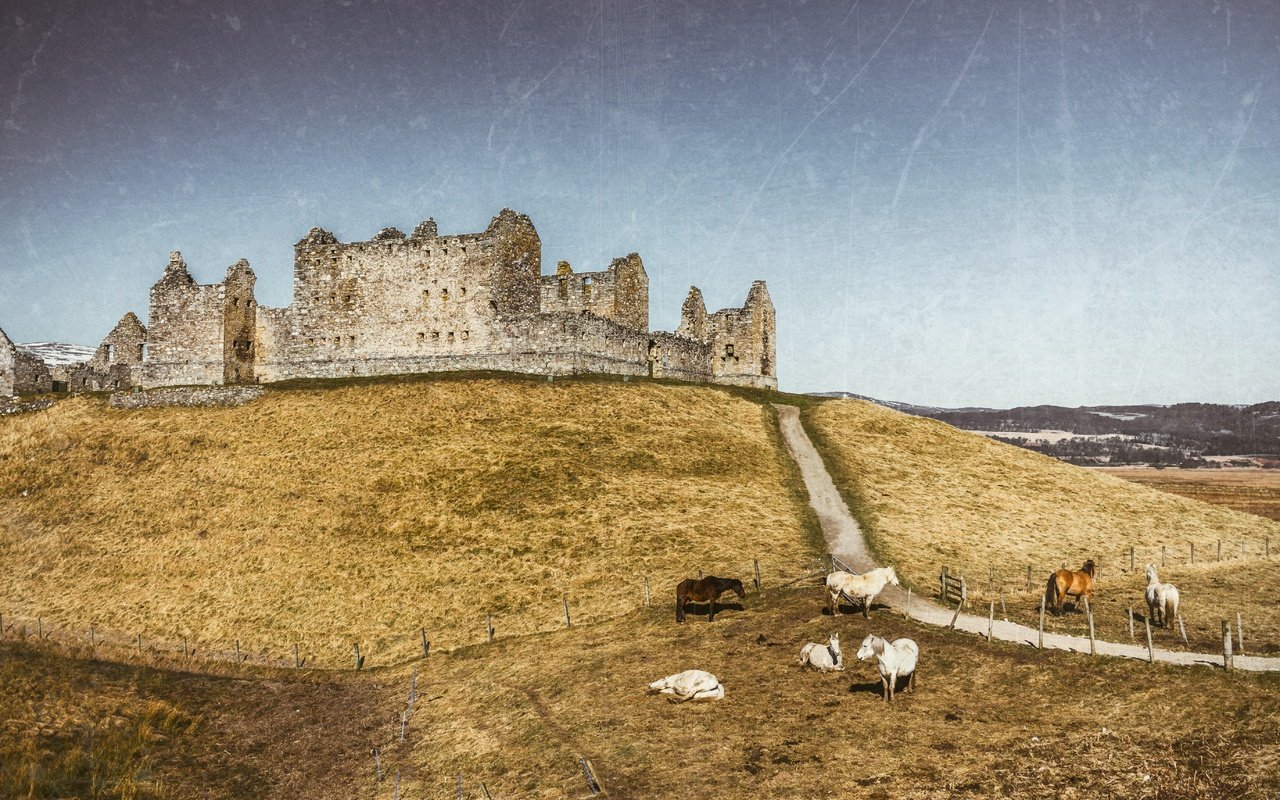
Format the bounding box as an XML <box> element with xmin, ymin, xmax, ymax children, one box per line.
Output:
<box><xmin>1045</xmin><ymin>559</ymin><xmax>1097</xmax><ymax>615</ymax></box>
<box><xmin>675</xmin><ymin>576</ymin><xmax>745</xmax><ymax>623</ymax></box>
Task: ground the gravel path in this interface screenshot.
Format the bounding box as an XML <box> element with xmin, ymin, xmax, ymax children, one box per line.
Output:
<box><xmin>774</xmin><ymin>404</ymin><xmax>1280</xmax><ymax>673</ymax></box>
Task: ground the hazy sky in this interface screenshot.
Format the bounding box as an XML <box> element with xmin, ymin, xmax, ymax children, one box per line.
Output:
<box><xmin>1</xmin><ymin>0</ymin><xmax>1277</xmax><ymax>407</ymax></box>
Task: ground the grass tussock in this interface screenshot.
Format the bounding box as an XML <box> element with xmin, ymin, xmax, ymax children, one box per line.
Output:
<box><xmin>0</xmin><ymin>378</ymin><xmax>818</xmax><ymax>666</ymax></box>
<box><xmin>802</xmin><ymin>400</ymin><xmax>1280</xmax><ymax>649</ymax></box>
<box><xmin>396</xmin><ymin>587</ymin><xmax>1280</xmax><ymax>799</ymax></box>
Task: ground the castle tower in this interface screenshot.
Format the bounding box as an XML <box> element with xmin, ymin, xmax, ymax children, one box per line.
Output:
<box><xmin>702</xmin><ymin>281</ymin><xmax>776</xmax><ymax>390</ymax></box>
<box><xmin>143</xmin><ymin>251</ymin><xmax>259</xmax><ymax>387</ymax></box>
<box><xmin>677</xmin><ymin>286</ymin><xmax>707</xmax><ymax>341</ymax></box>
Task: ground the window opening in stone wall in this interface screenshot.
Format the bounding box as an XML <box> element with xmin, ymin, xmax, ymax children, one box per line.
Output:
<box><xmin>422</xmin><ymin>289</ymin><xmax>429</xmax><ymax>304</ymax></box>
<box><xmin>489</xmin><ymin>300</ymin><xmax>498</xmax><ymax>311</ymax></box>
<box><xmin>232</xmin><ymin>297</ymin><xmax>239</xmax><ymax>307</ymax></box>
<box><xmin>432</xmin><ymin>331</ymin><xmax>440</xmax><ymax>341</ymax></box>
<box><xmin>461</xmin><ymin>330</ymin><xmax>470</xmax><ymax>341</ymax></box>
<box><xmin>583</xmin><ymin>276</ymin><xmax>593</xmax><ymax>300</ymax></box>
<box><xmin>140</xmin><ymin>343</ymin><xmax>147</xmax><ymax>361</ymax></box>
<box><xmin>441</xmin><ymin>288</ymin><xmax>449</xmax><ymax>302</ymax></box>
<box><xmin>461</xmin><ymin>246</ymin><xmax>467</xmax><ymax>254</ymax></box>
<box><xmin>417</xmin><ymin>332</ymin><xmax>425</xmax><ymax>343</ymax></box>
<box><xmin>344</xmin><ymin>295</ymin><xmax>352</xmax><ymax>304</ymax></box>
<box><xmin>725</xmin><ymin>344</ymin><xmax>734</xmax><ymax>357</ymax></box>
<box><xmin>460</xmin><ymin>287</ymin><xmax>466</xmax><ymax>298</ymax></box>
<box><xmin>106</xmin><ymin>343</ymin><xmax>115</xmax><ymax>361</ymax></box>
<box><xmin>447</xmin><ymin>331</ymin><xmax>455</xmax><ymax>344</ymax></box>
<box><xmin>348</xmin><ymin>336</ymin><xmax>356</xmax><ymax>346</ymax></box>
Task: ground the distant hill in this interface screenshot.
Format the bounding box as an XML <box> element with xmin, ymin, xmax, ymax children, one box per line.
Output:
<box><xmin>811</xmin><ymin>392</ymin><xmax>1280</xmax><ymax>466</ymax></box>
<box><xmin>16</xmin><ymin>341</ymin><xmax>94</xmax><ymax>368</ymax></box>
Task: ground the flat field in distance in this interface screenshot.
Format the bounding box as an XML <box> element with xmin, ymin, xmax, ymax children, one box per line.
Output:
<box><xmin>1099</xmin><ymin>467</ymin><xmax>1280</xmax><ymax>522</ymax></box>
<box><xmin>0</xmin><ymin>376</ymin><xmax>820</xmax><ymax>667</ymax></box>
<box><xmin>802</xmin><ymin>399</ymin><xmax>1280</xmax><ymax>651</ymax></box>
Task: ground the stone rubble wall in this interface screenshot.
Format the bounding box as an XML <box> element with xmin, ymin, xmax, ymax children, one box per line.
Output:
<box><xmin>108</xmin><ymin>385</ymin><xmax>264</xmax><ymax>409</ymax></box>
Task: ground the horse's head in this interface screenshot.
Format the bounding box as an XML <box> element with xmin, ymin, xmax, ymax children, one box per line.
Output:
<box><xmin>828</xmin><ymin>632</ymin><xmax>841</xmax><ymax>652</ymax></box>
<box><xmin>730</xmin><ymin>579</ymin><xmax>746</xmax><ymax>599</ymax></box>
<box><xmin>886</xmin><ymin>566</ymin><xmax>900</xmax><ymax>586</ymax></box>
<box><xmin>1082</xmin><ymin>559</ymin><xmax>1096</xmax><ymax>577</ymax></box>
<box><xmin>856</xmin><ymin>634</ymin><xmax>879</xmax><ymax>662</ymax></box>
<box><xmin>1145</xmin><ymin>563</ymin><xmax>1158</xmax><ymax>583</ymax></box>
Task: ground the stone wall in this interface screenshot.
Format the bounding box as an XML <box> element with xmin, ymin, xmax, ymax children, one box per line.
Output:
<box><xmin>0</xmin><ymin>328</ymin><xmax>15</xmax><ymax>396</ymax></box>
<box><xmin>143</xmin><ymin>252</ymin><xmax>232</xmax><ymax>387</ymax></box>
<box><xmin>539</xmin><ymin>253</ymin><xmax>649</xmax><ymax>332</ymax></box>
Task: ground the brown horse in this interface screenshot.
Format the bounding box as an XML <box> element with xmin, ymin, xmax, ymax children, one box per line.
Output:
<box><xmin>1045</xmin><ymin>559</ymin><xmax>1096</xmax><ymax>615</ymax></box>
<box><xmin>676</xmin><ymin>576</ymin><xmax>745</xmax><ymax>623</ymax></box>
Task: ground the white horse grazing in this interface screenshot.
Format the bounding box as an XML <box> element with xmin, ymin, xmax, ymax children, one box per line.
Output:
<box><xmin>647</xmin><ymin>670</ymin><xmax>724</xmax><ymax>702</ymax></box>
<box><xmin>856</xmin><ymin>634</ymin><xmax>919</xmax><ymax>702</ymax></box>
<box><xmin>827</xmin><ymin>566</ymin><xmax>900</xmax><ymax>618</ymax></box>
<box><xmin>1144</xmin><ymin>564</ymin><xmax>1180</xmax><ymax>628</ymax></box>
<box><xmin>799</xmin><ymin>632</ymin><xmax>844</xmax><ymax>672</ymax></box>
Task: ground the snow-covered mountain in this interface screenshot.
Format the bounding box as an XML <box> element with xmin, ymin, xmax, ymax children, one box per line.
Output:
<box><xmin>16</xmin><ymin>342</ymin><xmax>95</xmax><ymax>367</ymax></box>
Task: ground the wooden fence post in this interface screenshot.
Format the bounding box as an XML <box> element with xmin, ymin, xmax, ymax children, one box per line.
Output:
<box><xmin>37</xmin><ymin>617</ymin><xmax>42</xmax><ymax>640</ymax></box>
<box><xmin>1086</xmin><ymin>599</ymin><xmax>1096</xmax><ymax>656</ymax></box>
<box><xmin>1129</xmin><ymin>546</ymin><xmax>1135</xmax><ymax>574</ymax></box>
<box><xmin>1144</xmin><ymin>616</ymin><xmax>1154</xmax><ymax>663</ymax></box>
<box><xmin>1026</xmin><ymin>565</ymin><xmax>1032</xmax><ymax>592</ymax></box>
<box><xmin>1237</xmin><ymin>612</ymin><xmax>1244</xmax><ymax>656</ymax></box>
<box><xmin>1190</xmin><ymin>542</ymin><xmax>1195</xmax><ymax>563</ymax></box>
<box><xmin>372</xmin><ymin>747</ymin><xmax>382</xmax><ymax>782</ymax></box>
<box><xmin>1128</xmin><ymin>606</ymin><xmax>1135</xmax><ymax>640</ymax></box>
<box><xmin>486</xmin><ymin>613</ymin><xmax>494</xmax><ymax>643</ymax></box>
<box><xmin>137</xmin><ymin>633</ymin><xmax>143</xmax><ymax>655</ymax></box>
<box><xmin>353</xmin><ymin>642</ymin><xmax>365</xmax><ymax>670</ymax></box>
<box><xmin>1222</xmin><ymin>621</ymin><xmax>1233</xmax><ymax>671</ymax></box>
<box><xmin>235</xmin><ymin>639</ymin><xmax>241</xmax><ymax>662</ymax></box>
<box><xmin>184</xmin><ymin>636</ymin><xmax>190</xmax><ymax>660</ymax></box>
<box><xmin>753</xmin><ymin>559</ymin><xmax>762</xmax><ymax>592</ymax></box>
<box><xmin>948</xmin><ymin>603</ymin><xmax>961</xmax><ymax>629</ymax></box>
<box><xmin>939</xmin><ymin>567</ymin><xmax>947</xmax><ymax>602</ymax></box>
<box><xmin>643</xmin><ymin>576</ymin><xmax>651</xmax><ymax>608</ymax></box>
<box><xmin>563</xmin><ymin>595</ymin><xmax>572</xmax><ymax>628</ymax></box>
<box><xmin>1161</xmin><ymin>545</ymin><xmax>1166</xmax><ymax>567</ymax></box>
<box><xmin>1217</xmin><ymin>540</ymin><xmax>1222</xmax><ymax>561</ymax></box>
<box><xmin>987</xmin><ymin>602</ymin><xmax>994</xmax><ymax>641</ymax></box>
<box><xmin>421</xmin><ymin>627</ymin><xmax>430</xmax><ymax>658</ymax></box>
<box><xmin>400</xmin><ymin>710</ymin><xmax>407</xmax><ymax>743</ymax></box>
<box><xmin>1038</xmin><ymin>596</ymin><xmax>1045</xmax><ymax>650</ymax></box>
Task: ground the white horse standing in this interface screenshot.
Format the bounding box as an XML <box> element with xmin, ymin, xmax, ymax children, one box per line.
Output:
<box><xmin>647</xmin><ymin>670</ymin><xmax>725</xmax><ymax>702</ymax></box>
<box><xmin>856</xmin><ymin>634</ymin><xmax>919</xmax><ymax>702</ymax></box>
<box><xmin>1144</xmin><ymin>564</ymin><xmax>1180</xmax><ymax>628</ymax></box>
<box><xmin>827</xmin><ymin>566</ymin><xmax>899</xmax><ymax>618</ymax></box>
<box><xmin>798</xmin><ymin>632</ymin><xmax>844</xmax><ymax>672</ymax></box>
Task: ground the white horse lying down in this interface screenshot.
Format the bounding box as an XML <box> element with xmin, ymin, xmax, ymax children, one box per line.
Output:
<box><xmin>647</xmin><ymin>670</ymin><xmax>725</xmax><ymax>702</ymax></box>
<box><xmin>856</xmin><ymin>634</ymin><xmax>918</xmax><ymax>702</ymax></box>
<box><xmin>827</xmin><ymin>566</ymin><xmax>899</xmax><ymax>618</ymax></box>
<box><xmin>799</xmin><ymin>632</ymin><xmax>844</xmax><ymax>672</ymax></box>
<box><xmin>1144</xmin><ymin>564</ymin><xmax>1181</xmax><ymax>628</ymax></box>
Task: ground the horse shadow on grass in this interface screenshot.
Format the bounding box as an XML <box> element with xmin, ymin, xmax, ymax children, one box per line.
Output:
<box><xmin>678</xmin><ymin>601</ymin><xmax>745</xmax><ymax>619</ymax></box>
<box><xmin>846</xmin><ymin>680</ymin><xmax>885</xmax><ymax>698</ymax></box>
<box><xmin>823</xmin><ymin>600</ymin><xmax>891</xmax><ymax>617</ymax></box>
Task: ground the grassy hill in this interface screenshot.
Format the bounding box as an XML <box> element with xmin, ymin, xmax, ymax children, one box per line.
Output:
<box><xmin>803</xmin><ymin>399</ymin><xmax>1280</xmax><ymax>652</ymax></box>
<box><xmin>7</xmin><ymin>587</ymin><xmax>1278</xmax><ymax>800</ymax></box>
<box><xmin>0</xmin><ymin>375</ymin><xmax>821</xmax><ymax>667</ymax></box>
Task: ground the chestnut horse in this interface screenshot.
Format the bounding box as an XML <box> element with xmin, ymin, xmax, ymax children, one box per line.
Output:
<box><xmin>675</xmin><ymin>576</ymin><xmax>745</xmax><ymax>623</ymax></box>
<box><xmin>1045</xmin><ymin>559</ymin><xmax>1096</xmax><ymax>615</ymax></box>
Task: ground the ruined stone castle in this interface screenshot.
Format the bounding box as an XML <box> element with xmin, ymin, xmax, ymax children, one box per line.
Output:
<box><xmin>5</xmin><ymin>209</ymin><xmax>776</xmax><ymax>395</ymax></box>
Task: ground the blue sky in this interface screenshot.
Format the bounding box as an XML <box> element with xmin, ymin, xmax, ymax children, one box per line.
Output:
<box><xmin>1</xmin><ymin>0</ymin><xmax>1277</xmax><ymax>406</ymax></box>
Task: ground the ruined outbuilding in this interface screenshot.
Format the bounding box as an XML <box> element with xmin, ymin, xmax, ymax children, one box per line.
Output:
<box><xmin>43</xmin><ymin>209</ymin><xmax>777</xmax><ymax>393</ymax></box>
<box><xmin>0</xmin><ymin>327</ymin><xmax>53</xmax><ymax>397</ymax></box>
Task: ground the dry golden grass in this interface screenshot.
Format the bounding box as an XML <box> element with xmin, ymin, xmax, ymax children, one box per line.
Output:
<box><xmin>803</xmin><ymin>399</ymin><xmax>1280</xmax><ymax>649</ymax></box>
<box><xmin>0</xmin><ymin>641</ymin><xmax>391</xmax><ymax>799</ymax></box>
<box><xmin>1101</xmin><ymin>467</ymin><xmax>1280</xmax><ymax>522</ymax></box>
<box><xmin>392</xmin><ymin>588</ymin><xmax>1280</xmax><ymax>799</ymax></box>
<box><xmin>0</xmin><ymin>376</ymin><xmax>819</xmax><ymax>667</ymax></box>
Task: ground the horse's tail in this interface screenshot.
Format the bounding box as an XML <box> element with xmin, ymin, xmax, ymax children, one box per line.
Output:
<box><xmin>1044</xmin><ymin>573</ymin><xmax>1059</xmax><ymax>609</ymax></box>
<box><xmin>1165</xmin><ymin>590</ymin><xmax>1179</xmax><ymax>626</ymax></box>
